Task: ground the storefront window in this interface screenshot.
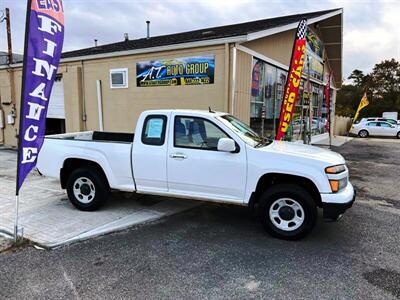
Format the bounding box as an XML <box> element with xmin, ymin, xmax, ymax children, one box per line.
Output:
<box><xmin>250</xmin><ymin>60</ymin><xmax>264</xmax><ymax>119</ymax></box>
<box><xmin>249</xmin><ymin>35</ymin><xmax>329</xmax><ymax>142</ymax></box>
<box><xmin>250</xmin><ymin>59</ymin><xmax>286</xmax><ymax>139</ymax></box>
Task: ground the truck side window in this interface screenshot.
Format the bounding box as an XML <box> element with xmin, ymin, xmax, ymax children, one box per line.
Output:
<box><xmin>174</xmin><ymin>116</ymin><xmax>229</xmax><ymax>150</ymax></box>
<box><xmin>141</xmin><ymin>115</ymin><xmax>167</xmax><ymax>146</ymax></box>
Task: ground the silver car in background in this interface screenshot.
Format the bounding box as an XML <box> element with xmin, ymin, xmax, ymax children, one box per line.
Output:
<box><xmin>350</xmin><ymin>121</ymin><xmax>400</xmax><ymax>138</ymax></box>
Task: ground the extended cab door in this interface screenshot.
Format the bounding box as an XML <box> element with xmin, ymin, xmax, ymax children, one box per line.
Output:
<box><xmin>132</xmin><ymin>113</ymin><xmax>169</xmax><ymax>193</ymax></box>
<box><xmin>167</xmin><ymin>113</ymin><xmax>247</xmax><ymax>203</ymax></box>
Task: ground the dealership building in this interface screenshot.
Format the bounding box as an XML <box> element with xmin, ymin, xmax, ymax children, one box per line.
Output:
<box><xmin>0</xmin><ymin>8</ymin><xmax>342</xmax><ymax>147</ymax></box>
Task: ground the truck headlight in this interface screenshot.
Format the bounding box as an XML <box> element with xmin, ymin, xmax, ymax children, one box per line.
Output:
<box><xmin>325</xmin><ymin>164</ymin><xmax>346</xmax><ymax>174</ymax></box>
<box><xmin>329</xmin><ymin>177</ymin><xmax>348</xmax><ymax>193</ymax></box>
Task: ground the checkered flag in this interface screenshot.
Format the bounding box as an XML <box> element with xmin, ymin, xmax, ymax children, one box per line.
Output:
<box><xmin>296</xmin><ymin>18</ymin><xmax>308</xmax><ymax>39</ymax></box>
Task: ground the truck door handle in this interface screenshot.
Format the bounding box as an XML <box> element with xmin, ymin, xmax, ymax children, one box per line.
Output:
<box><xmin>169</xmin><ymin>153</ymin><xmax>187</xmax><ymax>159</ymax></box>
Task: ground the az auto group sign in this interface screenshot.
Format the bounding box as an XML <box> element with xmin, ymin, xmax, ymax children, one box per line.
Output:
<box><xmin>17</xmin><ymin>0</ymin><xmax>64</xmax><ymax>192</ymax></box>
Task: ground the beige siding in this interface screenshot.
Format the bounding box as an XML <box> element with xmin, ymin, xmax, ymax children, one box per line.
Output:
<box><xmin>81</xmin><ymin>45</ymin><xmax>227</xmax><ymax>133</ymax></box>
<box><xmin>233</xmin><ymin>49</ymin><xmax>252</xmax><ymax>124</ymax></box>
<box><xmin>0</xmin><ymin>45</ymin><xmax>228</xmax><ymax>146</ymax></box>
<box><xmin>0</xmin><ymin>67</ymin><xmax>22</xmax><ymax>147</ymax></box>
<box><xmin>243</xmin><ymin>29</ymin><xmax>296</xmax><ymax>67</ymax></box>
<box><xmin>63</xmin><ymin>65</ymin><xmax>84</xmax><ymax>132</ymax></box>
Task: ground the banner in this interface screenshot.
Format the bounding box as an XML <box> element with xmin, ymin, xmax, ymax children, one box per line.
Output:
<box><xmin>324</xmin><ymin>72</ymin><xmax>332</xmax><ymax>132</ymax></box>
<box><xmin>306</xmin><ymin>28</ymin><xmax>324</xmax><ymax>59</ymax></box>
<box><xmin>16</xmin><ymin>0</ymin><xmax>65</xmax><ymax>194</ymax></box>
<box><xmin>349</xmin><ymin>93</ymin><xmax>369</xmax><ymax>132</ymax></box>
<box><xmin>276</xmin><ymin>18</ymin><xmax>308</xmax><ymax>141</ymax></box>
<box><xmin>251</xmin><ymin>61</ymin><xmax>261</xmax><ymax>97</ymax></box>
<box><xmin>137</xmin><ymin>55</ymin><xmax>214</xmax><ymax>87</ymax></box>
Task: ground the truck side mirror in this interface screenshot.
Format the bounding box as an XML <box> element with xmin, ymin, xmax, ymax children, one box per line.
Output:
<box><xmin>217</xmin><ymin>138</ymin><xmax>236</xmax><ymax>152</ymax></box>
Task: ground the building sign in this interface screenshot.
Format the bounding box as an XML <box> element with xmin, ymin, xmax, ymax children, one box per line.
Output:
<box><xmin>276</xmin><ymin>18</ymin><xmax>307</xmax><ymax>141</ymax></box>
<box><xmin>306</xmin><ymin>28</ymin><xmax>324</xmax><ymax>59</ymax></box>
<box><xmin>136</xmin><ymin>55</ymin><xmax>215</xmax><ymax>87</ymax></box>
<box><xmin>17</xmin><ymin>0</ymin><xmax>64</xmax><ymax>193</ymax></box>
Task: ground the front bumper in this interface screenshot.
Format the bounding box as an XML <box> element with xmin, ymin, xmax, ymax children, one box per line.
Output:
<box><xmin>321</xmin><ymin>182</ymin><xmax>356</xmax><ymax>220</ymax></box>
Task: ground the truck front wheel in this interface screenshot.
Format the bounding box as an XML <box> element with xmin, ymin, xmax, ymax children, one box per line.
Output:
<box><xmin>66</xmin><ymin>167</ymin><xmax>110</xmax><ymax>211</ymax></box>
<box><xmin>258</xmin><ymin>184</ymin><xmax>317</xmax><ymax>240</ymax></box>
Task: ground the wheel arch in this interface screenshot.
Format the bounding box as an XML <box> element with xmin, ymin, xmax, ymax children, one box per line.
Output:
<box><xmin>249</xmin><ymin>173</ymin><xmax>322</xmax><ymax>210</ymax></box>
<box><xmin>60</xmin><ymin>158</ymin><xmax>109</xmax><ymax>189</ymax></box>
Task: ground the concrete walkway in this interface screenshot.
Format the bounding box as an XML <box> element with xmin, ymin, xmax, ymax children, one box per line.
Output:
<box><xmin>312</xmin><ymin>135</ymin><xmax>353</xmax><ymax>147</ymax></box>
<box><xmin>0</xmin><ymin>148</ymin><xmax>197</xmax><ymax>248</ymax></box>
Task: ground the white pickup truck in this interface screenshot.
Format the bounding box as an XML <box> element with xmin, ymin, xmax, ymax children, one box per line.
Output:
<box><xmin>37</xmin><ymin>109</ymin><xmax>355</xmax><ymax>240</ymax></box>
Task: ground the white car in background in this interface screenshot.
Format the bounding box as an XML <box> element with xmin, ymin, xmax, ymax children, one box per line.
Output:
<box><xmin>350</xmin><ymin>121</ymin><xmax>400</xmax><ymax>138</ymax></box>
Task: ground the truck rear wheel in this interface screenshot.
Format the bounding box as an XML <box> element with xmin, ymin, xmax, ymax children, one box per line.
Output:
<box><xmin>258</xmin><ymin>184</ymin><xmax>317</xmax><ymax>240</ymax></box>
<box><xmin>66</xmin><ymin>167</ymin><xmax>110</xmax><ymax>211</ymax></box>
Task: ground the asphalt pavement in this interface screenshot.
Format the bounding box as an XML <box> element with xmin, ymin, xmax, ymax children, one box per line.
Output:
<box><xmin>0</xmin><ymin>138</ymin><xmax>399</xmax><ymax>299</ymax></box>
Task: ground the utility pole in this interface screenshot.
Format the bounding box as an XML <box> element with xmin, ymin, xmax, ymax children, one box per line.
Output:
<box><xmin>6</xmin><ymin>8</ymin><xmax>13</xmax><ymax>65</ymax></box>
<box><xmin>4</xmin><ymin>8</ymin><xmax>16</xmax><ymax>108</ymax></box>
<box><xmin>2</xmin><ymin>7</ymin><xmax>17</xmax><ymax>135</ymax></box>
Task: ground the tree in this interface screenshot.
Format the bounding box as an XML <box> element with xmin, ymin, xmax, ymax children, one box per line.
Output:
<box><xmin>336</xmin><ymin>59</ymin><xmax>400</xmax><ymax>118</ymax></box>
<box><xmin>370</xmin><ymin>59</ymin><xmax>400</xmax><ymax>106</ymax></box>
<box><xmin>348</xmin><ymin>69</ymin><xmax>365</xmax><ymax>87</ymax></box>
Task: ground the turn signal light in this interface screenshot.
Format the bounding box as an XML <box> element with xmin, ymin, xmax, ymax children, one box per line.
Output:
<box><xmin>325</xmin><ymin>165</ymin><xmax>345</xmax><ymax>174</ymax></box>
<box><xmin>329</xmin><ymin>180</ymin><xmax>339</xmax><ymax>193</ymax></box>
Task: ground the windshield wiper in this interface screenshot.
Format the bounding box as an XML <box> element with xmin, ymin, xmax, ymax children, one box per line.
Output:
<box><xmin>255</xmin><ymin>137</ymin><xmax>273</xmax><ymax>148</ymax></box>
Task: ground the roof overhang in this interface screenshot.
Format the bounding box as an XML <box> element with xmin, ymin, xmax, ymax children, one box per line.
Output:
<box><xmin>244</xmin><ymin>9</ymin><xmax>343</xmax><ymax>88</ymax></box>
<box><xmin>246</xmin><ymin>9</ymin><xmax>342</xmax><ymax>41</ymax></box>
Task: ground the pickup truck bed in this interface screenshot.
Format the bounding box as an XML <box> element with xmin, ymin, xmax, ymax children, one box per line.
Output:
<box><xmin>39</xmin><ymin>131</ymin><xmax>135</xmax><ymax>191</ymax></box>
<box><xmin>47</xmin><ymin>131</ymin><xmax>134</xmax><ymax>143</ymax></box>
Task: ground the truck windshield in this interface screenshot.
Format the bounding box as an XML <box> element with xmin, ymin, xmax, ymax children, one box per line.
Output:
<box><xmin>218</xmin><ymin>115</ymin><xmax>272</xmax><ymax>147</ymax></box>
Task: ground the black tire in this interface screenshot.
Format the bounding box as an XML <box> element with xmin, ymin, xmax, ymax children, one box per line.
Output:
<box><xmin>397</xmin><ymin>132</ymin><xmax>400</xmax><ymax>139</ymax></box>
<box><xmin>66</xmin><ymin>167</ymin><xmax>110</xmax><ymax>211</ymax></box>
<box><xmin>258</xmin><ymin>184</ymin><xmax>317</xmax><ymax>240</ymax></box>
<box><xmin>358</xmin><ymin>130</ymin><xmax>369</xmax><ymax>138</ymax></box>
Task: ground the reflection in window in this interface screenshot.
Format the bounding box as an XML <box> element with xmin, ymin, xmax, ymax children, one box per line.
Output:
<box><xmin>250</xmin><ymin>58</ymin><xmax>286</xmax><ymax>139</ymax></box>
<box><xmin>174</xmin><ymin>116</ymin><xmax>228</xmax><ymax>150</ymax></box>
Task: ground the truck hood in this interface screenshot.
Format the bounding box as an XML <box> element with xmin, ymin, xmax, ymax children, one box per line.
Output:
<box><xmin>258</xmin><ymin>141</ymin><xmax>345</xmax><ymax>166</ymax></box>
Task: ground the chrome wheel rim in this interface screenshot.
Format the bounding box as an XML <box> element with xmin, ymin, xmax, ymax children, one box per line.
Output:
<box><xmin>269</xmin><ymin>198</ymin><xmax>305</xmax><ymax>231</ymax></box>
<box><xmin>360</xmin><ymin>131</ymin><xmax>367</xmax><ymax>137</ymax></box>
<box><xmin>73</xmin><ymin>177</ymin><xmax>96</xmax><ymax>204</ymax></box>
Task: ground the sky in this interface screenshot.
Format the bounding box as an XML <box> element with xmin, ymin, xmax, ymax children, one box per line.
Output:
<box><xmin>0</xmin><ymin>0</ymin><xmax>399</xmax><ymax>82</ymax></box>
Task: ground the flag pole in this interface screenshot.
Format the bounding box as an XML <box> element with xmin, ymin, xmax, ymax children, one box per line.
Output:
<box><xmin>14</xmin><ymin>0</ymin><xmax>33</xmax><ymax>242</ymax></box>
<box><xmin>326</xmin><ymin>71</ymin><xmax>332</xmax><ymax>149</ymax></box>
<box><xmin>306</xmin><ymin>55</ymin><xmax>312</xmax><ymax>145</ymax></box>
<box><xmin>14</xmin><ymin>196</ymin><xmax>19</xmax><ymax>242</ymax></box>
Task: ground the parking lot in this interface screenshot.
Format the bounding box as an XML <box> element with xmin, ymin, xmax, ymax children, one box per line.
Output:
<box><xmin>1</xmin><ymin>138</ymin><xmax>400</xmax><ymax>299</ymax></box>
